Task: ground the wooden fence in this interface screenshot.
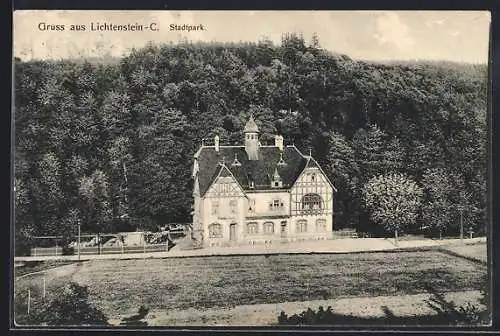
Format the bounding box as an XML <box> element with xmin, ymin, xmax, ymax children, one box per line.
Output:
<box><xmin>30</xmin><ymin>243</ymin><xmax>171</xmax><ymax>257</ymax></box>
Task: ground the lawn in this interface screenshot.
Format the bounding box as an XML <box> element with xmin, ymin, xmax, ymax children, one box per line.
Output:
<box><xmin>441</xmin><ymin>242</ymin><xmax>488</xmax><ymax>263</ymax></box>
<box><xmin>14</xmin><ymin>250</ymin><xmax>486</xmax><ymax>321</ymax></box>
<box><xmin>14</xmin><ymin>260</ymin><xmax>76</xmax><ymax>278</ymax></box>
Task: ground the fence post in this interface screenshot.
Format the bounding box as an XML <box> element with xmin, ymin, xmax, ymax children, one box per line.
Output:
<box><xmin>55</xmin><ymin>244</ymin><xmax>58</xmax><ymax>256</ymax></box>
<box><xmin>27</xmin><ymin>289</ymin><xmax>31</xmax><ymax>315</ymax></box>
<box><xmin>33</xmin><ymin>247</ymin><xmax>37</xmax><ymax>257</ymax></box>
<box><xmin>43</xmin><ymin>277</ymin><xmax>46</xmax><ymax>299</ymax></box>
<box><xmin>122</xmin><ymin>241</ymin><xmax>124</xmax><ymax>254</ymax></box>
<box><xmin>78</xmin><ymin>221</ymin><xmax>81</xmax><ymax>261</ymax></box>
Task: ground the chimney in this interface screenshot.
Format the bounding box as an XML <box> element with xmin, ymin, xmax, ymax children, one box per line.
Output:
<box><xmin>192</xmin><ymin>158</ymin><xmax>199</xmax><ymax>178</ymax></box>
<box><xmin>214</xmin><ymin>135</ymin><xmax>219</xmax><ymax>152</ymax></box>
<box><xmin>275</xmin><ymin>135</ymin><xmax>284</xmax><ymax>151</ymax></box>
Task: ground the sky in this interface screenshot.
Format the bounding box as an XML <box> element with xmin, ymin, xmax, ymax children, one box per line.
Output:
<box><xmin>13</xmin><ymin>10</ymin><xmax>491</xmax><ymax>63</ymax></box>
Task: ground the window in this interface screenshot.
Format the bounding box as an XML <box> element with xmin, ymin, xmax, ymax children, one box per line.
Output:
<box><xmin>270</xmin><ymin>199</ymin><xmax>284</xmax><ymax>212</ymax></box>
<box><xmin>316</xmin><ymin>219</ymin><xmax>327</xmax><ymax>232</ymax></box>
<box><xmin>263</xmin><ymin>222</ymin><xmax>274</xmax><ymax>234</ymax></box>
<box><xmin>296</xmin><ymin>220</ymin><xmax>308</xmax><ymax>233</ymax></box>
<box><xmin>229</xmin><ymin>199</ymin><xmax>237</xmax><ymax>214</ymax></box>
<box><xmin>208</xmin><ymin>223</ymin><xmax>222</xmax><ymax>238</ymax></box>
<box><xmin>212</xmin><ymin>200</ymin><xmax>219</xmax><ymax>215</ymax></box>
<box><xmin>219</xmin><ymin>178</ymin><xmax>233</xmax><ymax>193</ymax></box>
<box><xmin>301</xmin><ymin>193</ymin><xmax>323</xmax><ymax>215</ymax></box>
<box><xmin>247</xmin><ymin>222</ymin><xmax>259</xmax><ymax>235</ymax></box>
<box><xmin>311</xmin><ymin>174</ymin><xmax>315</xmax><ymax>182</ymax></box>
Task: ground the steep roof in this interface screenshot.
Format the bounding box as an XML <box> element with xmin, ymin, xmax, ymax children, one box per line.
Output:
<box><xmin>195</xmin><ymin>145</ymin><xmax>307</xmax><ymax>197</ymax></box>
<box><xmin>243</xmin><ymin>115</ymin><xmax>259</xmax><ymax>133</ymax></box>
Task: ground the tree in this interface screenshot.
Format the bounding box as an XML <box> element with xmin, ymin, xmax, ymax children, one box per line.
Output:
<box><xmin>381</xmin><ymin>137</ymin><xmax>405</xmax><ymax>174</ymax></box>
<box><xmin>129</xmin><ymin>108</ymin><xmax>193</xmax><ymax>225</ymax></box>
<box><xmin>420</xmin><ymin>168</ymin><xmax>455</xmax><ymax>239</ymax></box>
<box><xmin>32</xmin><ymin>153</ymin><xmax>63</xmax><ymax>236</ymax></box>
<box><xmin>309</xmin><ymin>32</ymin><xmax>321</xmax><ymax>50</ymax></box>
<box><xmin>78</xmin><ymin>170</ymin><xmax>113</xmax><ymax>233</ymax></box>
<box><xmin>18</xmin><ymin>282</ymin><xmax>109</xmax><ymax>326</ymax></box>
<box><xmin>352</xmin><ymin>124</ymin><xmax>386</xmax><ymax>182</ymax></box>
<box><xmin>362</xmin><ymin>173</ymin><xmax>423</xmax><ymax>243</ymax></box>
<box><xmin>14</xmin><ymin>177</ymin><xmax>35</xmax><ymax>255</ymax></box>
<box><xmin>326</xmin><ymin>131</ymin><xmax>360</xmax><ymax>229</ymax></box>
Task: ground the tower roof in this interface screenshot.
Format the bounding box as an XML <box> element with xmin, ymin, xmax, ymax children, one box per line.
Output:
<box><xmin>244</xmin><ymin>115</ymin><xmax>259</xmax><ymax>133</ymax></box>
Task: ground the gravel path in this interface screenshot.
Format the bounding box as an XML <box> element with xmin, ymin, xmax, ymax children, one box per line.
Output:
<box><xmin>14</xmin><ymin>237</ymin><xmax>487</xmax><ymax>262</ymax></box>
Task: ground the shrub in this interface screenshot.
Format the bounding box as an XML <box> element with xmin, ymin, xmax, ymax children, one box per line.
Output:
<box><xmin>425</xmin><ymin>292</ymin><xmax>489</xmax><ymax>325</ymax></box>
<box><xmin>61</xmin><ymin>245</ymin><xmax>75</xmax><ymax>255</ymax></box>
<box><xmin>15</xmin><ymin>282</ymin><xmax>109</xmax><ymax>326</ymax></box>
<box><xmin>278</xmin><ymin>289</ymin><xmax>491</xmax><ymax>326</ymax></box>
<box><xmin>278</xmin><ymin>306</ymin><xmax>338</xmax><ymax>325</ymax></box>
<box><xmin>425</xmin><ymin>272</ymin><xmax>490</xmax><ymax>326</ymax></box>
<box><xmin>119</xmin><ymin>305</ymin><xmax>149</xmax><ymax>326</ymax></box>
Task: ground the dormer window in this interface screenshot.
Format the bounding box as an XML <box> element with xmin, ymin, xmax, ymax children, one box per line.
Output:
<box><xmin>277</xmin><ymin>152</ymin><xmax>286</xmax><ymax>166</ymax></box>
<box><xmin>231</xmin><ymin>153</ymin><xmax>241</xmax><ymax>167</ymax></box>
<box><xmin>271</xmin><ymin>168</ymin><xmax>283</xmax><ymax>188</ymax></box>
<box><xmin>247</xmin><ymin>173</ymin><xmax>254</xmax><ymax>188</ymax></box>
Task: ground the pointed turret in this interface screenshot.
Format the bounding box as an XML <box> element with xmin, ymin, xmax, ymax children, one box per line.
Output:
<box><xmin>244</xmin><ymin>115</ymin><xmax>260</xmax><ymax>160</ymax></box>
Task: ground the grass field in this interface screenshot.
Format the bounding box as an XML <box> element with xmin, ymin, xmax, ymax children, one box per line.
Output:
<box><xmin>14</xmin><ymin>260</ymin><xmax>76</xmax><ymax>278</ymax></box>
<box><xmin>14</xmin><ymin>248</ymin><xmax>487</xmax><ymax>322</ymax></box>
<box><xmin>441</xmin><ymin>242</ymin><xmax>488</xmax><ymax>263</ymax></box>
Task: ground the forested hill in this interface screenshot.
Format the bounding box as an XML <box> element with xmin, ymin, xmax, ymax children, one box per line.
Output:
<box><xmin>14</xmin><ymin>34</ymin><xmax>488</xmax><ymax>241</ymax></box>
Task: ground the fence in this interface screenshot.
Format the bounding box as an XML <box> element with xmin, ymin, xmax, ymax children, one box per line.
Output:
<box><xmin>30</xmin><ymin>243</ymin><xmax>171</xmax><ymax>257</ymax></box>
<box><xmin>27</xmin><ymin>229</ymin><xmax>187</xmax><ymax>257</ymax></box>
<box><xmin>332</xmin><ymin>230</ymin><xmax>372</xmax><ymax>239</ymax></box>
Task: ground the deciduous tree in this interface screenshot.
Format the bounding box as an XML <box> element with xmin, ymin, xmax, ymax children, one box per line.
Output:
<box><xmin>362</xmin><ymin>173</ymin><xmax>423</xmax><ymax>242</ymax></box>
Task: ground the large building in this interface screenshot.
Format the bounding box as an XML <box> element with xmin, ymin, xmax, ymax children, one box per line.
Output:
<box><xmin>191</xmin><ymin>116</ymin><xmax>336</xmax><ymax>248</ymax></box>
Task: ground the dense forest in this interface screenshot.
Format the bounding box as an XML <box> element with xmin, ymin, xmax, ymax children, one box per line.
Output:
<box><xmin>14</xmin><ymin>33</ymin><xmax>488</xmax><ymax>249</ymax></box>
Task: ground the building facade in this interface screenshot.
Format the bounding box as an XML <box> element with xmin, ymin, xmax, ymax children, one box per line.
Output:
<box><xmin>191</xmin><ymin>116</ymin><xmax>336</xmax><ymax>248</ymax></box>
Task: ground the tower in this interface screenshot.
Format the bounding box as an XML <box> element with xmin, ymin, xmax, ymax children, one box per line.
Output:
<box><xmin>244</xmin><ymin>115</ymin><xmax>260</xmax><ymax>160</ymax></box>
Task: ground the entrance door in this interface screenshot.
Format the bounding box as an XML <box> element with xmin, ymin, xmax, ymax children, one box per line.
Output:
<box><xmin>230</xmin><ymin>224</ymin><xmax>237</xmax><ymax>241</ymax></box>
<box><xmin>280</xmin><ymin>221</ymin><xmax>287</xmax><ymax>238</ymax></box>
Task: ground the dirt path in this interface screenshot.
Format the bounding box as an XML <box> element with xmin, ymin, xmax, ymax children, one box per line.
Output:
<box><xmin>111</xmin><ymin>290</ymin><xmax>482</xmax><ymax>326</ymax></box>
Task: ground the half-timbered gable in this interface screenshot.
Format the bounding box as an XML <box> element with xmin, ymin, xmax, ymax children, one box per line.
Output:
<box><xmin>290</xmin><ymin>158</ymin><xmax>335</xmax><ymax>217</ymax></box>
<box><xmin>290</xmin><ymin>158</ymin><xmax>335</xmax><ymax>236</ymax></box>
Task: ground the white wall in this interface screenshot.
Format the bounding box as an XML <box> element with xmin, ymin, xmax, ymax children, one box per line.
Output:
<box><xmin>198</xmin><ymin>165</ymin><xmax>335</xmax><ymax>247</ymax></box>
<box><xmin>246</xmin><ymin>190</ymin><xmax>290</xmax><ymax>217</ymax></box>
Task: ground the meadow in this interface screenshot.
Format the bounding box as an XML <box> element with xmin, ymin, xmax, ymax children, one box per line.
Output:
<box><xmin>14</xmin><ymin>247</ymin><xmax>487</xmax><ymax>322</ymax></box>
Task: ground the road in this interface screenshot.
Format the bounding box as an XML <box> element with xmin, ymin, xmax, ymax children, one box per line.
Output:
<box><xmin>14</xmin><ymin>237</ymin><xmax>486</xmax><ymax>262</ymax></box>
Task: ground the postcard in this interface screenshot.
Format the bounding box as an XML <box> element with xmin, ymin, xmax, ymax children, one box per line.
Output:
<box><xmin>12</xmin><ymin>10</ymin><xmax>491</xmax><ymax>328</ymax></box>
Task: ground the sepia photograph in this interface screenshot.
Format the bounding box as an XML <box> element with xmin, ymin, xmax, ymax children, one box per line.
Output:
<box><xmin>12</xmin><ymin>10</ymin><xmax>491</xmax><ymax>328</ymax></box>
